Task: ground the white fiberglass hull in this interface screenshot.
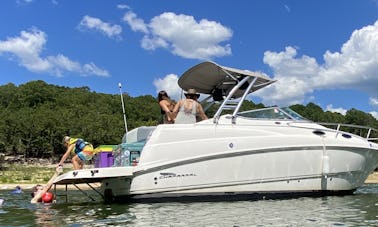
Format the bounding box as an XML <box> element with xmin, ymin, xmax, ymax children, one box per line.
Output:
<box><xmin>129</xmin><ymin>148</ymin><xmax>375</xmax><ymax>194</ymax></box>
<box><xmin>102</xmin><ymin>121</ymin><xmax>378</xmax><ymax>201</ymax></box>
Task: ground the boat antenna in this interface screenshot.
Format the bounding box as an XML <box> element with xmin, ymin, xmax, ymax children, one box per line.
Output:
<box><xmin>118</xmin><ymin>82</ymin><xmax>128</xmax><ymax>135</ymax></box>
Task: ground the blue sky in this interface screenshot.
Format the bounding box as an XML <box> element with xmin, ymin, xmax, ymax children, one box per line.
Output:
<box><xmin>1</xmin><ymin>0</ymin><xmax>378</xmax><ymax>118</ymax></box>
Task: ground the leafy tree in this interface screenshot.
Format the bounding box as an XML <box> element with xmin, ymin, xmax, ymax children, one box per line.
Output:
<box><xmin>1</xmin><ymin>80</ymin><xmax>378</xmax><ymax>160</ymax></box>
<box><xmin>345</xmin><ymin>108</ymin><xmax>378</xmax><ymax>137</ymax></box>
<box><xmin>303</xmin><ymin>102</ymin><xmax>325</xmax><ymax>122</ymax></box>
<box><xmin>18</xmin><ymin>80</ymin><xmax>56</xmax><ymax>108</ymax></box>
<box><xmin>0</xmin><ymin>83</ymin><xmax>18</xmax><ymax>108</ymax></box>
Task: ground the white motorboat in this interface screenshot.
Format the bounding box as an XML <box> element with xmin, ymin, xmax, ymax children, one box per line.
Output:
<box><xmin>54</xmin><ymin>61</ymin><xmax>378</xmax><ymax>202</ymax></box>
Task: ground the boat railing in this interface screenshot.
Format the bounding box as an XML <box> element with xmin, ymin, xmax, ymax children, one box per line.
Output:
<box><xmin>317</xmin><ymin>122</ymin><xmax>378</xmax><ymax>141</ymax></box>
<box><xmin>213</xmin><ymin>76</ymin><xmax>251</xmax><ymax>124</ymax></box>
<box><xmin>231</xmin><ymin>77</ymin><xmax>258</xmax><ymax>124</ymax></box>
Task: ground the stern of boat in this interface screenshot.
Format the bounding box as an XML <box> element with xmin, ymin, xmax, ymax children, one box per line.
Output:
<box><xmin>101</xmin><ymin>177</ymin><xmax>133</xmax><ymax>202</ymax></box>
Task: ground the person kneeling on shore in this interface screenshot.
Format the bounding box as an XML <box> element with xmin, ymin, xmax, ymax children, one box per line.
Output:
<box><xmin>58</xmin><ymin>136</ymin><xmax>94</xmax><ymax>170</ymax></box>
<box><xmin>31</xmin><ymin>166</ymin><xmax>63</xmax><ymax>203</ymax></box>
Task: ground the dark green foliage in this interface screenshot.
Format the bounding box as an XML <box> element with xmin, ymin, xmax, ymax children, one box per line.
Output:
<box><xmin>291</xmin><ymin>103</ymin><xmax>346</xmax><ymax>123</ymax></box>
<box><xmin>0</xmin><ymin>81</ymin><xmax>162</xmax><ymax>159</ymax></box>
<box><xmin>291</xmin><ymin>103</ymin><xmax>378</xmax><ymax>138</ymax></box>
<box><xmin>0</xmin><ymin>81</ymin><xmax>377</xmax><ymax>160</ymax></box>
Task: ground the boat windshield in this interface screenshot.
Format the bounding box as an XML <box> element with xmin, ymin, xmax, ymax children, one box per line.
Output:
<box><xmin>280</xmin><ymin>107</ymin><xmax>307</xmax><ymax>120</ymax></box>
<box><xmin>237</xmin><ymin>107</ymin><xmax>308</xmax><ymax>121</ymax></box>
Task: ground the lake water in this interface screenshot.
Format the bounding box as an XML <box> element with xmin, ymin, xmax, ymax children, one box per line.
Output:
<box><xmin>0</xmin><ymin>184</ymin><xmax>377</xmax><ymax>226</ymax></box>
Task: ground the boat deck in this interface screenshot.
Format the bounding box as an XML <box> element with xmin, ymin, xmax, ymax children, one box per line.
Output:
<box><xmin>53</xmin><ymin>166</ymin><xmax>134</xmax><ymax>202</ymax></box>
<box><xmin>54</xmin><ymin>166</ymin><xmax>134</xmax><ymax>184</ymax></box>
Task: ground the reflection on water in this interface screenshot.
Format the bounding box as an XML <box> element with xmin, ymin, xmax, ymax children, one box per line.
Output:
<box><xmin>0</xmin><ymin>184</ymin><xmax>377</xmax><ymax>226</ymax></box>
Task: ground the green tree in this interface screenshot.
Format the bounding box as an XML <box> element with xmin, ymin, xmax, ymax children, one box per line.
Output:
<box><xmin>1</xmin><ymin>80</ymin><xmax>378</xmax><ymax>160</ymax></box>
<box><xmin>345</xmin><ymin>108</ymin><xmax>377</xmax><ymax>137</ymax></box>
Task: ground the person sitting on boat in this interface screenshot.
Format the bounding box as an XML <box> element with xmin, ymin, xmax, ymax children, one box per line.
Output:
<box><xmin>157</xmin><ymin>90</ymin><xmax>175</xmax><ymax>124</ymax></box>
<box><xmin>173</xmin><ymin>88</ymin><xmax>208</xmax><ymax>124</ymax></box>
<box><xmin>58</xmin><ymin>136</ymin><xmax>94</xmax><ymax>170</ymax></box>
<box><xmin>30</xmin><ymin>166</ymin><xmax>63</xmax><ymax>203</ymax></box>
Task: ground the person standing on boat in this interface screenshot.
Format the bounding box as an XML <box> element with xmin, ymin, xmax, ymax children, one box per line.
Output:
<box><xmin>58</xmin><ymin>136</ymin><xmax>94</xmax><ymax>170</ymax></box>
<box><xmin>173</xmin><ymin>88</ymin><xmax>208</xmax><ymax>124</ymax></box>
<box><xmin>158</xmin><ymin>90</ymin><xmax>175</xmax><ymax>124</ymax></box>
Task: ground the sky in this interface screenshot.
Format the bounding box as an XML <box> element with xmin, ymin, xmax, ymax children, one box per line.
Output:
<box><xmin>0</xmin><ymin>0</ymin><xmax>378</xmax><ymax>118</ymax></box>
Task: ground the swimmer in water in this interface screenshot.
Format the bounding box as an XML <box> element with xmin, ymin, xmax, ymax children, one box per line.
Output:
<box><xmin>30</xmin><ymin>166</ymin><xmax>63</xmax><ymax>203</ymax></box>
<box><xmin>10</xmin><ymin>185</ymin><xmax>23</xmax><ymax>194</ymax></box>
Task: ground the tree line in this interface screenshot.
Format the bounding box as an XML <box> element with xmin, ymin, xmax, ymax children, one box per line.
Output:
<box><xmin>0</xmin><ymin>80</ymin><xmax>377</xmax><ymax>160</ymax></box>
<box><xmin>0</xmin><ymin>80</ymin><xmax>160</xmax><ymax>160</ymax></box>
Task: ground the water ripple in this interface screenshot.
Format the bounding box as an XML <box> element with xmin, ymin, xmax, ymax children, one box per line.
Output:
<box><xmin>0</xmin><ymin>183</ymin><xmax>377</xmax><ymax>226</ymax></box>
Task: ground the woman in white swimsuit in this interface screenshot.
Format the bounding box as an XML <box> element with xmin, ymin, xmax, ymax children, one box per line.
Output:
<box><xmin>173</xmin><ymin>88</ymin><xmax>208</xmax><ymax>124</ymax></box>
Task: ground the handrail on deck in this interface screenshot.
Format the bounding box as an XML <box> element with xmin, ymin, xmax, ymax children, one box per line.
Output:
<box><xmin>317</xmin><ymin>122</ymin><xmax>378</xmax><ymax>141</ymax></box>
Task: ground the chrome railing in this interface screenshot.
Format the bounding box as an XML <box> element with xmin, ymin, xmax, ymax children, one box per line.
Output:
<box><xmin>317</xmin><ymin>122</ymin><xmax>378</xmax><ymax>141</ymax></box>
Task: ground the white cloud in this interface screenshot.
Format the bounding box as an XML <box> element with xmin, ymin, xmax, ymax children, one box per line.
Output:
<box><xmin>78</xmin><ymin>15</ymin><xmax>122</xmax><ymax>39</ymax></box>
<box><xmin>117</xmin><ymin>4</ymin><xmax>130</xmax><ymax>10</ymax></box>
<box><xmin>370</xmin><ymin>111</ymin><xmax>378</xmax><ymax>120</ymax></box>
<box><xmin>258</xmin><ymin>20</ymin><xmax>378</xmax><ymax>109</ymax></box>
<box><xmin>83</xmin><ymin>62</ymin><xmax>109</xmax><ymax>77</ymax></box>
<box><xmin>123</xmin><ymin>11</ymin><xmax>232</xmax><ymax>60</ymax></box>
<box><xmin>46</xmin><ymin>54</ymin><xmax>81</xmax><ymax>76</ymax></box>
<box><xmin>141</xmin><ymin>35</ymin><xmax>168</xmax><ymax>50</ymax></box>
<box><xmin>122</xmin><ymin>11</ymin><xmax>148</xmax><ymax>33</ymax></box>
<box><xmin>0</xmin><ymin>28</ymin><xmax>109</xmax><ymax>77</ymax></box>
<box><xmin>284</xmin><ymin>4</ymin><xmax>291</xmax><ymax>13</ymax></box>
<box><xmin>16</xmin><ymin>0</ymin><xmax>33</xmax><ymax>5</ymax></box>
<box><xmin>318</xmin><ymin>21</ymin><xmax>378</xmax><ymax>90</ymax></box>
<box><xmin>326</xmin><ymin>104</ymin><xmax>347</xmax><ymax>115</ymax></box>
<box><xmin>370</xmin><ymin>97</ymin><xmax>378</xmax><ymax>106</ymax></box>
<box><xmin>153</xmin><ymin>74</ymin><xmax>182</xmax><ymax>101</ymax></box>
<box><xmin>257</xmin><ymin>46</ymin><xmax>319</xmax><ymax>106</ymax></box>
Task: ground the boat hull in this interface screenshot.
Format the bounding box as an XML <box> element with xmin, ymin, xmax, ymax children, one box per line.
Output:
<box><xmin>100</xmin><ymin>121</ymin><xmax>378</xmax><ymax>202</ymax></box>
<box><xmin>135</xmin><ymin>149</ymin><xmax>374</xmax><ymax>189</ymax></box>
<box><xmin>102</xmin><ymin>144</ymin><xmax>377</xmax><ymax>202</ymax></box>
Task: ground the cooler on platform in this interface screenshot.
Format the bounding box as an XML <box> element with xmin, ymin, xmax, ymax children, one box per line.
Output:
<box><xmin>94</xmin><ymin>145</ymin><xmax>116</xmax><ymax>168</ymax></box>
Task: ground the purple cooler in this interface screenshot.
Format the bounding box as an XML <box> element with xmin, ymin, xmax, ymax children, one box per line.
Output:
<box><xmin>94</xmin><ymin>145</ymin><xmax>116</xmax><ymax>168</ymax></box>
